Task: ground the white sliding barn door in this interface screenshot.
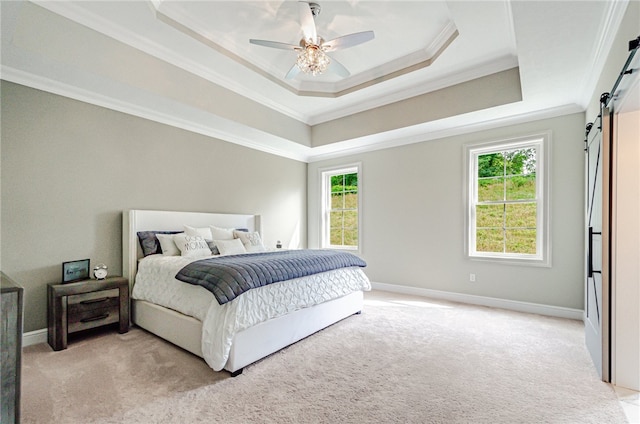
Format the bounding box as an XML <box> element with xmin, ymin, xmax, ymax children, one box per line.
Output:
<box><xmin>585</xmin><ymin>111</ymin><xmax>612</xmax><ymax>382</ymax></box>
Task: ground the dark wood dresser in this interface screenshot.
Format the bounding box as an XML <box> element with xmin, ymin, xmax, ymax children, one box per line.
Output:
<box><xmin>1</xmin><ymin>272</ymin><xmax>24</xmax><ymax>424</ymax></box>
<box><xmin>47</xmin><ymin>277</ymin><xmax>129</xmax><ymax>351</ymax></box>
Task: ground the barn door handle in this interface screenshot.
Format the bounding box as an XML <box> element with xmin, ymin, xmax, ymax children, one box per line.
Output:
<box><xmin>588</xmin><ymin>227</ymin><xmax>593</xmax><ymax>279</ymax></box>
<box><xmin>588</xmin><ymin>226</ymin><xmax>602</xmax><ymax>279</ymax></box>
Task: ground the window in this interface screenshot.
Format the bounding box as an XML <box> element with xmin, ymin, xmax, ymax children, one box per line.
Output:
<box><xmin>321</xmin><ymin>164</ymin><xmax>361</xmax><ymax>250</ymax></box>
<box><xmin>465</xmin><ymin>134</ymin><xmax>550</xmax><ymax>266</ymax></box>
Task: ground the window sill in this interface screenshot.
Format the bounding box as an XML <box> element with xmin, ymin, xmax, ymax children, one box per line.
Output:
<box><xmin>322</xmin><ymin>246</ymin><xmax>359</xmax><ymax>252</ymax></box>
<box><xmin>469</xmin><ymin>254</ymin><xmax>551</xmax><ymax>268</ymax></box>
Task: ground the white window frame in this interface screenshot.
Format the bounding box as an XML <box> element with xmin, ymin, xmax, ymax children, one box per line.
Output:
<box><xmin>464</xmin><ymin>133</ymin><xmax>551</xmax><ymax>267</ymax></box>
<box><xmin>320</xmin><ymin>163</ymin><xmax>362</xmax><ymax>252</ymax></box>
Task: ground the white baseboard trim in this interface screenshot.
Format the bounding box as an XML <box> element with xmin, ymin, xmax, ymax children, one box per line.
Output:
<box><xmin>23</xmin><ymin>328</ymin><xmax>48</xmax><ymax>347</ymax></box>
<box><xmin>370</xmin><ymin>282</ymin><xmax>584</xmax><ymax>320</ymax></box>
<box><xmin>22</xmin><ymin>284</ymin><xmax>582</xmax><ymax>346</ymax></box>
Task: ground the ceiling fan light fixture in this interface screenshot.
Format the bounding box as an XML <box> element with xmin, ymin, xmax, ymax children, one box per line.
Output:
<box><xmin>250</xmin><ymin>1</ymin><xmax>374</xmax><ymax>80</ymax></box>
<box><xmin>296</xmin><ymin>44</ymin><xmax>330</xmax><ymax>76</ymax></box>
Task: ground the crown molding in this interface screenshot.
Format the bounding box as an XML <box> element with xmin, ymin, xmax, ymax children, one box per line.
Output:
<box><xmin>306</xmin><ymin>103</ymin><xmax>583</xmax><ymax>162</ymax></box>
<box><xmin>2</xmin><ymin>65</ymin><xmax>584</xmax><ymax>164</ymax></box>
<box><xmin>577</xmin><ymin>0</ymin><xmax>629</xmax><ymax>109</ymax></box>
<box><xmin>1</xmin><ymin>66</ymin><xmax>312</xmax><ymax>163</ymax></box>
<box><xmin>31</xmin><ymin>0</ymin><xmax>309</xmax><ymax>124</ymax></box>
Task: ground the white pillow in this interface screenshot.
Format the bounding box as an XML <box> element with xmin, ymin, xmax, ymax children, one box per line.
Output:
<box><xmin>233</xmin><ymin>230</ymin><xmax>266</xmax><ymax>252</ymax></box>
<box><xmin>210</xmin><ymin>226</ymin><xmax>235</xmax><ymax>240</ymax></box>
<box><xmin>173</xmin><ymin>234</ymin><xmax>212</xmax><ymax>258</ymax></box>
<box><xmin>156</xmin><ymin>233</ymin><xmax>182</xmax><ymax>256</ymax></box>
<box><xmin>184</xmin><ymin>225</ymin><xmax>213</xmax><ymax>240</ymax></box>
<box><xmin>214</xmin><ymin>238</ymin><xmax>247</xmax><ymax>255</ymax></box>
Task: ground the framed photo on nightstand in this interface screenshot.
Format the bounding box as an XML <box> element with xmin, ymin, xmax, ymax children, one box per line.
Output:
<box><xmin>62</xmin><ymin>259</ymin><xmax>90</xmax><ymax>283</ymax></box>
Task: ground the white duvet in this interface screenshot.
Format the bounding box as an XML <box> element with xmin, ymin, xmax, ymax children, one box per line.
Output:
<box><xmin>132</xmin><ymin>254</ymin><xmax>371</xmax><ymax>370</ymax></box>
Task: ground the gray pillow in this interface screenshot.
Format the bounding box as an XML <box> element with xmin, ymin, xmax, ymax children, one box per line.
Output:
<box><xmin>137</xmin><ymin>231</ymin><xmax>181</xmax><ymax>257</ymax></box>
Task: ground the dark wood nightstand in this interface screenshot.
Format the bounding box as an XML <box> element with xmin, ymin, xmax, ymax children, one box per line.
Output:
<box><xmin>47</xmin><ymin>277</ymin><xmax>129</xmax><ymax>351</ymax></box>
<box><xmin>1</xmin><ymin>272</ymin><xmax>23</xmax><ymax>424</ymax></box>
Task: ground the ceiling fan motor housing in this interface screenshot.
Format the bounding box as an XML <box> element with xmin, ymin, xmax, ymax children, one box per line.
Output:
<box><xmin>309</xmin><ymin>2</ymin><xmax>321</xmax><ymax>18</ymax></box>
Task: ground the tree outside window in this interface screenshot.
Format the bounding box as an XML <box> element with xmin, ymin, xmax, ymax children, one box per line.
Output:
<box><xmin>476</xmin><ymin>148</ymin><xmax>537</xmax><ymax>254</ymax></box>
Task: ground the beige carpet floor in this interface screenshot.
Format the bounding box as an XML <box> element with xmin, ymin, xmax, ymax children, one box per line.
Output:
<box><xmin>21</xmin><ymin>290</ymin><xmax>627</xmax><ymax>423</ymax></box>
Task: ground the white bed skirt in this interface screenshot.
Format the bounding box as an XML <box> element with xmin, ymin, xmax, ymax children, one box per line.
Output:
<box><xmin>132</xmin><ymin>290</ymin><xmax>364</xmax><ymax>374</ymax></box>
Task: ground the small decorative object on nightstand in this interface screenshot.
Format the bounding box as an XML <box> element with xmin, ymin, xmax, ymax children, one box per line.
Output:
<box><xmin>47</xmin><ymin>276</ymin><xmax>129</xmax><ymax>351</ymax></box>
<box><xmin>61</xmin><ymin>258</ymin><xmax>90</xmax><ymax>284</ymax></box>
<box><xmin>276</xmin><ymin>240</ymin><xmax>282</xmax><ymax>249</ymax></box>
<box><xmin>93</xmin><ymin>263</ymin><xmax>108</xmax><ymax>280</ymax></box>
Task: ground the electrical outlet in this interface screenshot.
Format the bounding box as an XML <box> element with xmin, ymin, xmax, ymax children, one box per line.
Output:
<box><xmin>469</xmin><ymin>273</ymin><xmax>476</xmax><ymax>282</ymax></box>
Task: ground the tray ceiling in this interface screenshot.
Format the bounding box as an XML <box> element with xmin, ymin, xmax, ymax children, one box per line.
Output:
<box><xmin>153</xmin><ymin>1</ymin><xmax>461</xmax><ymax>96</ymax></box>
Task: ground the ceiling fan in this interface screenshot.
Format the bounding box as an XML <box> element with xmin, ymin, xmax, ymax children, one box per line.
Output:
<box><xmin>249</xmin><ymin>1</ymin><xmax>374</xmax><ymax>79</ymax></box>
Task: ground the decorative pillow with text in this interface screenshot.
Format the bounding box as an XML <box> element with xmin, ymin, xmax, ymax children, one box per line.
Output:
<box><xmin>172</xmin><ymin>234</ymin><xmax>212</xmax><ymax>258</ymax></box>
<box><xmin>234</xmin><ymin>230</ymin><xmax>266</xmax><ymax>252</ymax></box>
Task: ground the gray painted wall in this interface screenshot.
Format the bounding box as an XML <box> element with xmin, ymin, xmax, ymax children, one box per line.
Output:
<box><xmin>311</xmin><ymin>68</ymin><xmax>522</xmax><ymax>146</ymax></box>
<box><xmin>308</xmin><ymin>112</ymin><xmax>586</xmax><ymax>310</ymax></box>
<box><xmin>1</xmin><ymin>81</ymin><xmax>307</xmax><ymax>332</ymax></box>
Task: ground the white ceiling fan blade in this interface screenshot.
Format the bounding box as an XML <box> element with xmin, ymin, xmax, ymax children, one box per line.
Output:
<box><xmin>322</xmin><ymin>31</ymin><xmax>375</xmax><ymax>52</ymax></box>
<box><xmin>285</xmin><ymin>64</ymin><xmax>301</xmax><ymax>80</ymax></box>
<box><xmin>250</xmin><ymin>39</ymin><xmax>300</xmax><ymax>51</ymax></box>
<box><xmin>298</xmin><ymin>1</ymin><xmax>317</xmax><ymax>44</ymax></box>
<box><xmin>328</xmin><ymin>56</ymin><xmax>350</xmax><ymax>78</ymax></box>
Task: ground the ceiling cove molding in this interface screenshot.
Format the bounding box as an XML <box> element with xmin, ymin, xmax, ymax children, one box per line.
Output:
<box><xmin>306</xmin><ymin>103</ymin><xmax>584</xmax><ymax>162</ymax></box>
<box><xmin>576</xmin><ymin>0</ymin><xmax>629</xmax><ymax>109</ymax></box>
<box><xmin>502</xmin><ymin>0</ymin><xmax>518</xmax><ymax>54</ymax></box>
<box><xmin>2</xmin><ymin>65</ymin><xmax>583</xmax><ymax>165</ymax></box>
<box><xmin>31</xmin><ymin>0</ymin><xmax>309</xmax><ymax>124</ymax></box>
<box><xmin>1</xmin><ymin>66</ymin><xmax>312</xmax><ymax>163</ymax></box>
<box><xmin>153</xmin><ymin>2</ymin><xmax>458</xmax><ymax>98</ymax></box>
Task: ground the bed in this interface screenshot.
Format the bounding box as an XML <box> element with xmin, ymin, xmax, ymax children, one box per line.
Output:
<box><xmin>122</xmin><ymin>209</ymin><xmax>371</xmax><ymax>376</ymax></box>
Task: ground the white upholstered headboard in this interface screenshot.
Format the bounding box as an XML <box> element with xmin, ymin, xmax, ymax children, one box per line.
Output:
<box><xmin>122</xmin><ymin>209</ymin><xmax>261</xmax><ymax>289</ymax></box>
